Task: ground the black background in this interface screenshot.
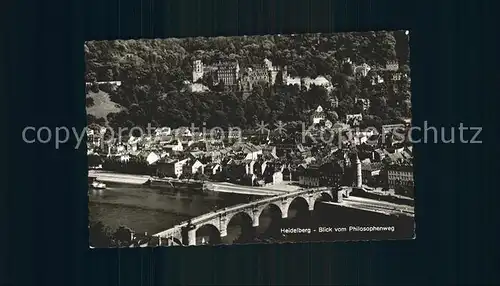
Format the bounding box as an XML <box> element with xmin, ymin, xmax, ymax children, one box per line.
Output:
<box><xmin>2</xmin><ymin>0</ymin><xmax>498</xmax><ymax>285</ymax></box>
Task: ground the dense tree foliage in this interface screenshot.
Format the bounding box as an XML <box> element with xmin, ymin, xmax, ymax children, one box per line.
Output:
<box><xmin>101</xmin><ymin>156</ymin><xmax>154</xmax><ymax>175</ymax></box>
<box><xmin>85</xmin><ymin>31</ymin><xmax>411</xmax><ymax>130</ymax></box>
<box><xmin>88</xmin><ymin>154</ymin><xmax>103</xmax><ymax>167</ymax></box>
<box><xmin>88</xmin><ymin>221</ymin><xmax>138</xmax><ymax>248</ymax></box>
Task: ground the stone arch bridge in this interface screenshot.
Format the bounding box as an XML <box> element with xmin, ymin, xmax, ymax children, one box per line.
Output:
<box><xmin>153</xmin><ymin>187</ymin><xmax>350</xmax><ymax>246</ymax></box>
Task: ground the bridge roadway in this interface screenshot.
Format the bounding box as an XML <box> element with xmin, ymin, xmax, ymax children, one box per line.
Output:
<box><xmin>153</xmin><ymin>187</ymin><xmax>350</xmax><ymax>246</ymax></box>
<box><xmin>210</xmin><ymin>182</ymin><xmax>292</xmax><ymax>196</ymax></box>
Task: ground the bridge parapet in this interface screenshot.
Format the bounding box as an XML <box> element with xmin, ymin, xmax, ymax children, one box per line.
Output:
<box><xmin>154</xmin><ymin>187</ymin><xmax>342</xmax><ymax>246</ymax></box>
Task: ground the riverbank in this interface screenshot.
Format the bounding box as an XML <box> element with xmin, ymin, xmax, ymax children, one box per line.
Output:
<box><xmin>88</xmin><ymin>170</ymin><xmax>301</xmax><ymax>196</ymax></box>
<box><xmin>350</xmin><ymin>187</ymin><xmax>415</xmax><ymax>207</ymax></box>
<box><xmin>331</xmin><ymin>196</ymin><xmax>414</xmax><ymax>217</ymax></box>
<box><xmin>88</xmin><ymin>170</ymin><xmax>151</xmax><ymax>185</ymax></box>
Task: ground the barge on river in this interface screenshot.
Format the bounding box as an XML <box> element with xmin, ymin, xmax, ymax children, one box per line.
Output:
<box><xmin>145</xmin><ymin>178</ymin><xmax>214</xmax><ymax>193</ymax></box>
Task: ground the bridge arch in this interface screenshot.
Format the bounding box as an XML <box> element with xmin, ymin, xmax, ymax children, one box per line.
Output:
<box><xmin>223</xmin><ymin>211</ymin><xmax>255</xmax><ymax>244</ymax></box>
<box><xmin>285</xmin><ymin>195</ymin><xmax>312</xmax><ymax>219</ymax></box>
<box><xmin>314</xmin><ymin>191</ymin><xmax>334</xmax><ymax>204</ymax></box>
<box><xmin>224</xmin><ymin>211</ymin><xmax>255</xmax><ymax>234</ymax></box>
<box><xmin>255</xmin><ymin>202</ymin><xmax>284</xmax><ymax>237</ymax></box>
<box><xmin>195</xmin><ymin>223</ymin><xmax>221</xmax><ymax>245</ymax></box>
<box><xmin>256</xmin><ymin>202</ymin><xmax>284</xmax><ymax>221</ymax></box>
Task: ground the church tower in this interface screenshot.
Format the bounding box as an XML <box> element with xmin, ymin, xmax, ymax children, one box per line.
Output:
<box><xmin>354</xmin><ymin>153</ymin><xmax>362</xmax><ymax>188</ymax></box>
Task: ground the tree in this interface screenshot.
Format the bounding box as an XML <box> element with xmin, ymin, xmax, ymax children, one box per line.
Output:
<box><xmin>341</xmin><ymin>62</ymin><xmax>354</xmax><ymax>76</ymax></box>
<box><xmin>113</xmin><ymin>226</ymin><xmax>133</xmax><ymax>247</ymax></box>
<box><xmin>90</xmin><ymin>83</ymin><xmax>99</xmax><ymax>93</ymax></box>
<box><xmin>275</xmin><ymin>70</ymin><xmax>284</xmax><ymax>86</ymax></box>
<box><xmin>88</xmin><ymin>154</ymin><xmax>103</xmax><ymax>167</ymax></box>
<box><xmin>400</xmin><ymin>64</ymin><xmax>410</xmax><ymax>75</ymax></box>
<box><xmin>86</xmin><ymin>97</ymin><xmax>94</xmax><ymax>107</ymax></box>
<box><xmin>326</xmin><ymin>110</ymin><xmax>339</xmax><ymax>122</ymax></box>
<box><xmin>215</xmin><ymin>80</ymin><xmax>225</xmax><ymax>92</ymax></box>
<box><xmin>89</xmin><ymin>221</ymin><xmax>113</xmax><ymax>248</ymax></box>
<box><xmin>104</xmin><ymin>68</ymin><xmax>114</xmax><ymax>81</ymax></box>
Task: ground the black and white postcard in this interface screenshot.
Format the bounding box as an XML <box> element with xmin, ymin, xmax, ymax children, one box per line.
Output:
<box><xmin>86</xmin><ymin>31</ymin><xmax>415</xmax><ymax>248</ymax></box>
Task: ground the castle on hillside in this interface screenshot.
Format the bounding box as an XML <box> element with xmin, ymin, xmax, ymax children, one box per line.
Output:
<box><xmin>343</xmin><ymin>58</ymin><xmax>371</xmax><ymax>77</ymax></box>
<box><xmin>192</xmin><ymin>58</ymin><xmax>284</xmax><ymax>93</ymax></box>
<box><xmin>191</xmin><ymin>57</ymin><xmax>402</xmax><ymax>95</ymax></box>
<box><xmin>342</xmin><ymin>58</ymin><xmax>401</xmax><ymax>77</ymax></box>
<box><xmin>191</xmin><ymin>58</ymin><xmax>336</xmax><ymax>96</ymax></box>
<box><xmin>192</xmin><ymin>59</ymin><xmax>333</xmax><ymax>95</ymax></box>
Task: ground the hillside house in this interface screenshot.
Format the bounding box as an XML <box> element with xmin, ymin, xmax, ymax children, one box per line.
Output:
<box><xmin>156</xmin><ymin>158</ymin><xmax>190</xmax><ymax>178</ymax></box>
<box><xmin>204</xmin><ymin>163</ymin><xmax>222</xmax><ymax>176</ymax></box>
<box><xmin>183</xmin><ymin>159</ymin><xmax>204</xmax><ymax>175</ymax></box>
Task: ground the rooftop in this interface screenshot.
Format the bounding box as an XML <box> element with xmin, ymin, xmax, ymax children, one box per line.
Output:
<box><xmin>361</xmin><ymin>162</ymin><xmax>384</xmax><ymax>171</ymax></box>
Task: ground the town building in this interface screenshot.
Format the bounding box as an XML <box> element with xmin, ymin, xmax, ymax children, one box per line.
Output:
<box><xmin>386</xmin><ymin>163</ymin><xmax>414</xmax><ymax>192</ymax></box>
<box><xmin>355</xmin><ymin>98</ymin><xmax>371</xmax><ymax>111</ymax></box>
<box><xmin>311</xmin><ymin>105</ymin><xmax>326</xmax><ymax>124</ymax></box>
<box><xmin>204</xmin><ymin>163</ymin><xmax>222</xmax><ymax>176</ymax></box>
<box><xmin>384</xmin><ymin>61</ymin><xmax>399</xmax><ymax>71</ymax></box>
<box><xmin>156</xmin><ymin>158</ymin><xmax>190</xmax><ymax>178</ymax></box>
<box><xmin>381</xmin><ymin>124</ymin><xmax>406</xmax><ymax>136</ymax></box>
<box><xmin>298</xmin><ymin>161</ymin><xmax>345</xmax><ymax>187</ymax></box>
<box><xmin>183</xmin><ymin>159</ymin><xmax>205</xmax><ymax>175</ymax></box>
<box><xmin>361</xmin><ymin>162</ymin><xmax>383</xmax><ymax>185</ymax></box>
<box><xmin>330</xmin><ymin>96</ymin><xmax>339</xmax><ymax>108</ymax></box>
<box><xmin>346</xmin><ymin>113</ymin><xmax>363</xmax><ymax>126</ymax></box>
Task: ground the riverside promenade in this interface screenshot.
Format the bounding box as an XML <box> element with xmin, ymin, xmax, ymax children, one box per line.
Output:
<box><xmin>88</xmin><ymin>170</ymin><xmax>151</xmax><ymax>185</ymax></box>
<box><xmin>88</xmin><ymin>170</ymin><xmax>300</xmax><ymax>196</ymax></box>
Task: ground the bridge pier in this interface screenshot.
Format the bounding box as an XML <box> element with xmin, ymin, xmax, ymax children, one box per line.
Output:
<box><xmin>308</xmin><ymin>201</ymin><xmax>314</xmax><ymax>211</ymax></box>
<box><xmin>345</xmin><ymin>188</ymin><xmax>352</xmax><ymax>197</ymax></box>
<box><xmin>220</xmin><ymin>227</ymin><xmax>228</xmax><ymax>237</ymax></box>
<box><xmin>167</xmin><ymin>237</ymin><xmax>175</xmax><ymax>246</ymax></box>
<box><xmin>252</xmin><ymin>210</ymin><xmax>260</xmax><ymax>227</ymax></box>
<box><xmin>187</xmin><ymin>229</ymin><xmax>197</xmax><ymax>246</ymax></box>
<box><xmin>333</xmin><ymin>189</ymin><xmax>344</xmax><ymax>203</ymax></box>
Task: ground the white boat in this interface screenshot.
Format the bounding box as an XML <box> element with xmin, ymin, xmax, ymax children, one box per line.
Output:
<box><xmin>89</xmin><ymin>175</ymin><xmax>107</xmax><ymax>190</ymax></box>
<box><xmin>91</xmin><ymin>181</ymin><xmax>107</xmax><ymax>189</ymax></box>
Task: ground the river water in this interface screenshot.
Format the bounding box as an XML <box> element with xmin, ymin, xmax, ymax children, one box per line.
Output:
<box><xmin>88</xmin><ymin>183</ymin><xmax>257</xmax><ymax>233</ymax></box>
<box><xmin>89</xmin><ymin>184</ymin><xmax>415</xmax><ymax>246</ymax></box>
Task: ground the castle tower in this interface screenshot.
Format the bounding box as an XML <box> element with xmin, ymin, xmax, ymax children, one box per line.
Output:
<box><xmin>235</xmin><ymin>61</ymin><xmax>240</xmax><ymax>80</ymax></box>
<box><xmin>192</xmin><ymin>60</ymin><xmax>204</xmax><ymax>83</ymax></box>
<box><xmin>354</xmin><ymin>153</ymin><xmax>362</xmax><ymax>188</ymax></box>
<box><xmin>264</xmin><ymin>58</ymin><xmax>273</xmax><ymax>70</ymax></box>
